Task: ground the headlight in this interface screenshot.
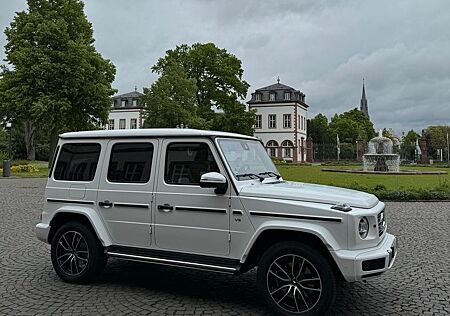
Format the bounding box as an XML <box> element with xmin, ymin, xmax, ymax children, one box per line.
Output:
<box><xmin>359</xmin><ymin>217</ymin><xmax>369</xmax><ymax>239</ymax></box>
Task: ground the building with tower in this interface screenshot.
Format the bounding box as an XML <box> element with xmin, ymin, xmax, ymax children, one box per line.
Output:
<box><xmin>248</xmin><ymin>79</ymin><xmax>309</xmax><ymax>162</ymax></box>
<box><xmin>360</xmin><ymin>79</ymin><xmax>369</xmax><ymax>119</ymax></box>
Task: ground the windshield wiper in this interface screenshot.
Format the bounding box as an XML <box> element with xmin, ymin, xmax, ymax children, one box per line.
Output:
<box><xmin>258</xmin><ymin>171</ymin><xmax>282</xmax><ymax>179</ymax></box>
<box><xmin>236</xmin><ymin>173</ymin><xmax>264</xmax><ymax>182</ymax></box>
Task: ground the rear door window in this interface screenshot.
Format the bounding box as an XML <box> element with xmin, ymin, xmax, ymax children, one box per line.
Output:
<box><xmin>54</xmin><ymin>143</ymin><xmax>101</xmax><ymax>181</ymax></box>
<box><xmin>107</xmin><ymin>142</ymin><xmax>154</xmax><ymax>183</ymax></box>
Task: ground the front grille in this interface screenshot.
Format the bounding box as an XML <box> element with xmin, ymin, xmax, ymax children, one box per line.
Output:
<box><xmin>377</xmin><ymin>210</ymin><xmax>386</xmax><ymax>236</ymax></box>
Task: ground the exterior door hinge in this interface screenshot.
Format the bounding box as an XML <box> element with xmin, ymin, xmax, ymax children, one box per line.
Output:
<box><xmin>228</xmin><ymin>197</ymin><xmax>231</xmax><ymax>208</ymax></box>
<box><xmin>149</xmin><ymin>225</ymin><xmax>152</xmax><ymax>235</ymax></box>
<box><xmin>228</xmin><ymin>232</ymin><xmax>231</xmax><ymax>242</ymax></box>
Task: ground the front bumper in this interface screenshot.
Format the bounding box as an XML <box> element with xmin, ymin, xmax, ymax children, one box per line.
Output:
<box><xmin>35</xmin><ymin>223</ymin><xmax>51</xmax><ymax>243</ymax></box>
<box><xmin>331</xmin><ymin>233</ymin><xmax>397</xmax><ymax>282</ymax></box>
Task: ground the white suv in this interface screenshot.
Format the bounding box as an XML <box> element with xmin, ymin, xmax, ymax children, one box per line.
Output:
<box><xmin>36</xmin><ymin>129</ymin><xmax>396</xmax><ymax>316</ymax></box>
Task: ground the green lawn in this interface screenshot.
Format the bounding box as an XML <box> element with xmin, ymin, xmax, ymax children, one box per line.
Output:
<box><xmin>277</xmin><ymin>164</ymin><xmax>450</xmax><ymax>191</ymax></box>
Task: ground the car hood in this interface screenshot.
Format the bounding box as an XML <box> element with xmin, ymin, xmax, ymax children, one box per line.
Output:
<box><xmin>239</xmin><ymin>180</ymin><xmax>379</xmax><ymax>209</ymax></box>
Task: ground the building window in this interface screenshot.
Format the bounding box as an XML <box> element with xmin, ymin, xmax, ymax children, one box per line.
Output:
<box><xmin>284</xmin><ymin>92</ymin><xmax>291</xmax><ymax>100</ymax></box>
<box><xmin>281</xmin><ymin>140</ymin><xmax>293</xmax><ymax>158</ymax></box>
<box><xmin>269</xmin><ymin>93</ymin><xmax>276</xmax><ymax>101</ymax></box>
<box><xmin>132</xmin><ymin>99</ymin><xmax>137</xmax><ymax>107</ymax></box>
<box><xmin>283</xmin><ymin>114</ymin><xmax>291</xmax><ymax>128</ymax></box>
<box><xmin>255</xmin><ymin>115</ymin><xmax>262</xmax><ymax>129</ymax></box>
<box><xmin>113</xmin><ymin>100</ymin><xmax>117</xmax><ymax>107</ymax></box>
<box><xmin>121</xmin><ymin>100</ymin><xmax>126</xmax><ymax>107</ymax></box>
<box><xmin>267</xmin><ymin>140</ymin><xmax>278</xmax><ymax>158</ymax></box>
<box><xmin>300</xmin><ymin>115</ymin><xmax>303</xmax><ymax>130</ymax></box>
<box><xmin>130</xmin><ymin>118</ymin><xmax>137</xmax><ymax>129</ymax></box>
<box><xmin>119</xmin><ymin>119</ymin><xmax>126</xmax><ymax>129</ymax></box>
<box><xmin>108</xmin><ymin>119</ymin><xmax>115</xmax><ymax>130</ymax></box>
<box><xmin>255</xmin><ymin>93</ymin><xmax>261</xmax><ymax>101</ymax></box>
<box><xmin>107</xmin><ymin>142</ymin><xmax>153</xmax><ymax>183</ymax></box>
<box><xmin>268</xmin><ymin>114</ymin><xmax>276</xmax><ymax>128</ymax></box>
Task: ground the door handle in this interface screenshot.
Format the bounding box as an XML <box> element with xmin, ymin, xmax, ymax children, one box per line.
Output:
<box><xmin>157</xmin><ymin>204</ymin><xmax>174</xmax><ymax>212</ymax></box>
<box><xmin>99</xmin><ymin>200</ymin><xmax>113</xmax><ymax>209</ymax></box>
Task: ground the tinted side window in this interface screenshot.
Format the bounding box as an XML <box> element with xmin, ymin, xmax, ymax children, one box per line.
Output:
<box><xmin>165</xmin><ymin>142</ymin><xmax>219</xmax><ymax>185</ymax></box>
<box><xmin>54</xmin><ymin>143</ymin><xmax>101</xmax><ymax>181</ymax></box>
<box><xmin>107</xmin><ymin>143</ymin><xmax>153</xmax><ymax>183</ymax></box>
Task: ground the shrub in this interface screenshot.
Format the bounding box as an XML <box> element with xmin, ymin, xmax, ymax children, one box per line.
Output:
<box><xmin>373</xmin><ymin>184</ymin><xmax>386</xmax><ymax>191</ymax></box>
<box><xmin>10</xmin><ymin>164</ymin><xmax>39</xmax><ymax>173</ymax></box>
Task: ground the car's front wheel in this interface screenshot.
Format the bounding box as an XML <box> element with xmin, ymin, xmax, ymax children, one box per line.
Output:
<box><xmin>257</xmin><ymin>242</ymin><xmax>336</xmax><ymax>316</ymax></box>
<box><xmin>51</xmin><ymin>221</ymin><xmax>106</xmax><ymax>284</ymax></box>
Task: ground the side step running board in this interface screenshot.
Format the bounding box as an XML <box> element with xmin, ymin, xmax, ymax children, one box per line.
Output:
<box><xmin>107</xmin><ymin>250</ymin><xmax>240</xmax><ymax>274</ymax></box>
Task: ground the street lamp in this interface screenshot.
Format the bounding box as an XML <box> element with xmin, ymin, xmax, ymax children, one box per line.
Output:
<box><xmin>2</xmin><ymin>122</ymin><xmax>12</xmax><ymax>177</ymax></box>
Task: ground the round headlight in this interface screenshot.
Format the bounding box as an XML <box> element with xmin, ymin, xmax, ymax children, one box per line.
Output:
<box><xmin>359</xmin><ymin>217</ymin><xmax>369</xmax><ymax>239</ymax></box>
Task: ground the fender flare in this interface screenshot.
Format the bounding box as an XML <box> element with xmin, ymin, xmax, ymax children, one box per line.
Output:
<box><xmin>241</xmin><ymin>220</ymin><xmax>343</xmax><ymax>263</ymax></box>
<box><xmin>50</xmin><ymin>205</ymin><xmax>113</xmax><ymax>247</ymax></box>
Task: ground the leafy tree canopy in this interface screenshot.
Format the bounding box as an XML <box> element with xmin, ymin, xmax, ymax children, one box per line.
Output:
<box><xmin>149</xmin><ymin>43</ymin><xmax>254</xmax><ymax>135</ymax></box>
<box><xmin>329</xmin><ymin>108</ymin><xmax>376</xmax><ymax>143</ymax></box>
<box><xmin>0</xmin><ymin>0</ymin><xmax>116</xmax><ymax>159</ymax></box>
<box><xmin>423</xmin><ymin>125</ymin><xmax>450</xmax><ymax>158</ymax></box>
<box><xmin>307</xmin><ymin>113</ymin><xmax>330</xmax><ymax>143</ymax></box>
<box><xmin>143</xmin><ymin>60</ymin><xmax>209</xmax><ymax>129</ymax></box>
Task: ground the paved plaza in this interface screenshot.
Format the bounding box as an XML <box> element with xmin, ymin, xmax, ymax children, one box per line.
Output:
<box><xmin>0</xmin><ymin>178</ymin><xmax>449</xmax><ymax>315</ymax></box>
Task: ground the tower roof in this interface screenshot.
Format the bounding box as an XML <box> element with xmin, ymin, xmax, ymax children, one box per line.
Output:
<box><xmin>256</xmin><ymin>82</ymin><xmax>297</xmax><ymax>92</ymax></box>
<box><xmin>362</xmin><ymin>79</ymin><xmax>367</xmax><ymax>101</ymax></box>
<box><xmin>248</xmin><ymin>80</ymin><xmax>308</xmax><ymax>107</ymax></box>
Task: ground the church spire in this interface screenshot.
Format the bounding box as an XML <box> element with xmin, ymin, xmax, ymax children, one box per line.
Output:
<box><xmin>360</xmin><ymin>78</ymin><xmax>369</xmax><ymax>119</ymax></box>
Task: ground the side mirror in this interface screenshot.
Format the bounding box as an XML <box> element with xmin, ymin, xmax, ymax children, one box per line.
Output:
<box><xmin>200</xmin><ymin>172</ymin><xmax>228</xmax><ymax>194</ymax></box>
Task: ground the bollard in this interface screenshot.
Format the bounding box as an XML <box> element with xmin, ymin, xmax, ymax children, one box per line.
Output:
<box><xmin>2</xmin><ymin>160</ymin><xmax>10</xmax><ymax>177</ymax></box>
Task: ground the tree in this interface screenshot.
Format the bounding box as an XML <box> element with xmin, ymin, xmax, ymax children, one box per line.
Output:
<box><xmin>423</xmin><ymin>125</ymin><xmax>450</xmax><ymax>160</ymax></box>
<box><xmin>150</xmin><ymin>43</ymin><xmax>253</xmax><ymax>135</ymax></box>
<box><xmin>143</xmin><ymin>59</ymin><xmax>209</xmax><ymax>129</ymax></box>
<box><xmin>329</xmin><ymin>108</ymin><xmax>375</xmax><ymax>144</ymax></box>
<box><xmin>0</xmin><ymin>0</ymin><xmax>115</xmax><ymax>160</ymax></box>
<box><xmin>400</xmin><ymin>129</ymin><xmax>420</xmax><ymax>160</ymax></box>
<box><xmin>307</xmin><ymin>113</ymin><xmax>331</xmax><ymax>144</ymax></box>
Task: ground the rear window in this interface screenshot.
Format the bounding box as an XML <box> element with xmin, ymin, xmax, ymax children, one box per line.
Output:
<box><xmin>107</xmin><ymin>142</ymin><xmax>154</xmax><ymax>183</ymax></box>
<box><xmin>54</xmin><ymin>143</ymin><xmax>101</xmax><ymax>181</ymax></box>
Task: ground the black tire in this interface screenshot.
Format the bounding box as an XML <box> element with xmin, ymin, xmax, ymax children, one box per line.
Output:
<box><xmin>257</xmin><ymin>241</ymin><xmax>336</xmax><ymax>316</ymax></box>
<box><xmin>51</xmin><ymin>221</ymin><xmax>107</xmax><ymax>284</ymax></box>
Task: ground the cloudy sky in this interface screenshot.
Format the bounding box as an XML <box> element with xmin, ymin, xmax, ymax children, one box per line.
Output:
<box><xmin>1</xmin><ymin>0</ymin><xmax>449</xmax><ymax>134</ymax></box>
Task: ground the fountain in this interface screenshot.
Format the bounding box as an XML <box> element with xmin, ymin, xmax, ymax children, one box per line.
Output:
<box><xmin>363</xmin><ymin>130</ymin><xmax>400</xmax><ymax>172</ymax></box>
<box><xmin>321</xmin><ymin>129</ymin><xmax>447</xmax><ymax>175</ymax></box>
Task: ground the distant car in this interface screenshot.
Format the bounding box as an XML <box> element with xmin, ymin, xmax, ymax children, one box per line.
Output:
<box><xmin>36</xmin><ymin>128</ymin><xmax>397</xmax><ymax>315</ymax></box>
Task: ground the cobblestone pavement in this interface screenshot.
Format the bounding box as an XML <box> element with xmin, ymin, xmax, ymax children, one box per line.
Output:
<box><xmin>0</xmin><ymin>178</ymin><xmax>449</xmax><ymax>315</ymax></box>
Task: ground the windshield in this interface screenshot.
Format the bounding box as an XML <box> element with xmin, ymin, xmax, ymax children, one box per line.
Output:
<box><xmin>217</xmin><ymin>138</ymin><xmax>280</xmax><ymax>180</ymax></box>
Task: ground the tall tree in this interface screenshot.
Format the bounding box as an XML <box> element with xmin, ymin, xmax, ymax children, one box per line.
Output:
<box><xmin>0</xmin><ymin>0</ymin><xmax>115</xmax><ymax>160</ymax></box>
<box><xmin>307</xmin><ymin>113</ymin><xmax>331</xmax><ymax>144</ymax></box>
<box><xmin>400</xmin><ymin>129</ymin><xmax>420</xmax><ymax>160</ymax></box>
<box><xmin>151</xmin><ymin>43</ymin><xmax>254</xmax><ymax>135</ymax></box>
<box><xmin>329</xmin><ymin>108</ymin><xmax>376</xmax><ymax>143</ymax></box>
<box><xmin>143</xmin><ymin>59</ymin><xmax>209</xmax><ymax>129</ymax></box>
<box><xmin>423</xmin><ymin>125</ymin><xmax>450</xmax><ymax>159</ymax></box>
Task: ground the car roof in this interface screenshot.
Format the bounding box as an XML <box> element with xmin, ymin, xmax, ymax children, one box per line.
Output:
<box><xmin>59</xmin><ymin>128</ymin><xmax>258</xmax><ymax>140</ymax></box>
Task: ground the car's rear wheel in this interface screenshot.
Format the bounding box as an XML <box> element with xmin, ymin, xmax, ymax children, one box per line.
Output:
<box><xmin>257</xmin><ymin>242</ymin><xmax>336</xmax><ymax>316</ymax></box>
<box><xmin>51</xmin><ymin>221</ymin><xmax>106</xmax><ymax>284</ymax></box>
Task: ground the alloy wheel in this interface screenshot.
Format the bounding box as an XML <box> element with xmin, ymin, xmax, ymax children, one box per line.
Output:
<box><xmin>266</xmin><ymin>254</ymin><xmax>322</xmax><ymax>314</ymax></box>
<box><xmin>55</xmin><ymin>231</ymin><xmax>89</xmax><ymax>276</ymax></box>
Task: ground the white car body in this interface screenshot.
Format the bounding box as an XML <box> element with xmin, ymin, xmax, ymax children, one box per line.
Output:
<box><xmin>36</xmin><ymin>128</ymin><xmax>397</xmax><ymax>314</ymax></box>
